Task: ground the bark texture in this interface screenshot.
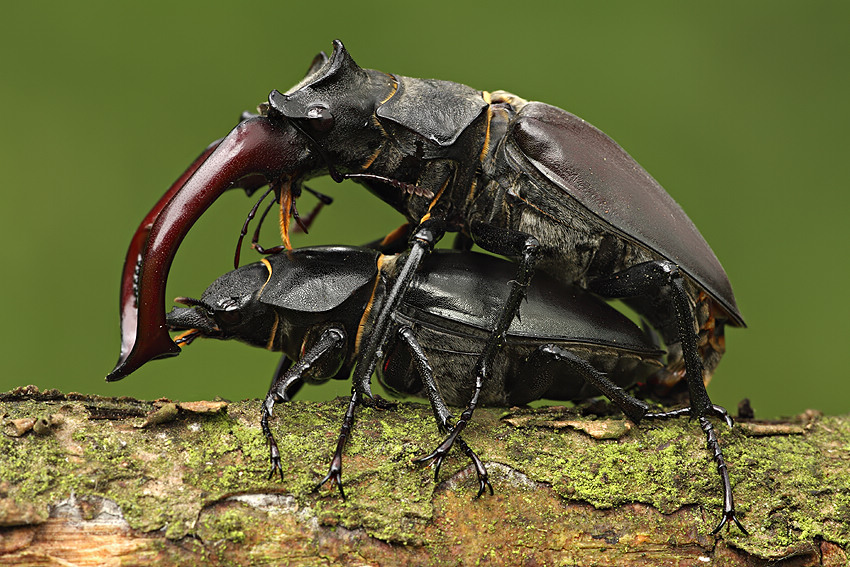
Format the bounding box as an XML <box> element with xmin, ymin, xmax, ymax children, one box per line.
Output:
<box><xmin>1</xmin><ymin>385</ymin><xmax>848</xmax><ymax>566</ymax></box>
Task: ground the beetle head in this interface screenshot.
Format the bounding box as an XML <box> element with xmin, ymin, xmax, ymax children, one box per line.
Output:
<box><xmin>166</xmin><ymin>261</ymin><xmax>277</xmax><ymax>349</ymax></box>
<box><xmin>266</xmin><ymin>40</ymin><xmax>393</xmax><ymax>177</ymax></box>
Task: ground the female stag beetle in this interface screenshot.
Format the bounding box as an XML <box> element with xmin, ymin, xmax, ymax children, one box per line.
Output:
<box><xmin>164</xmin><ymin>246</ymin><xmax>666</xmax><ymax>500</ymax></box>
<box><xmin>107</xmin><ymin>41</ymin><xmax>746</xmax><ymax>533</ymax></box>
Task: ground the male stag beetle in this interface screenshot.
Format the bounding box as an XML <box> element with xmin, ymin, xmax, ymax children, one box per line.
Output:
<box><xmin>107</xmin><ymin>41</ymin><xmax>746</xmax><ymax>532</ymax></box>
<box><xmin>164</xmin><ymin>246</ymin><xmax>666</xmax><ymax>499</ymax></box>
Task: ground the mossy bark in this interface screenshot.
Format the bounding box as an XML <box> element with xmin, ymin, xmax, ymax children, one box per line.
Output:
<box><xmin>1</xmin><ymin>385</ymin><xmax>848</xmax><ymax>566</ymax></box>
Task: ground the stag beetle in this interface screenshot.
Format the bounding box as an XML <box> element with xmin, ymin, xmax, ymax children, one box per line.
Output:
<box><xmin>107</xmin><ymin>41</ymin><xmax>745</xmax><ymax>532</ymax></box>
<box><xmin>165</xmin><ymin>245</ymin><xmax>668</xmax><ymax>499</ymax></box>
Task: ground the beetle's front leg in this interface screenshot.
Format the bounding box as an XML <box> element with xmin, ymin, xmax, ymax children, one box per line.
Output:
<box><xmin>352</xmin><ymin>218</ymin><xmax>446</xmax><ymax>398</ymax></box>
<box><xmin>261</xmin><ymin>328</ymin><xmax>346</xmax><ymax>482</ymax></box>
<box><xmin>590</xmin><ymin>260</ymin><xmax>746</xmax><ymax>534</ymax></box>
<box><xmin>416</xmin><ymin>222</ymin><xmax>539</xmax><ymax>474</ymax></box>
<box><xmin>398</xmin><ymin>326</ymin><xmax>492</xmax><ymax>497</ymax></box>
<box><xmin>260</xmin><ymin>355</ymin><xmax>293</xmax><ymax>481</ymax></box>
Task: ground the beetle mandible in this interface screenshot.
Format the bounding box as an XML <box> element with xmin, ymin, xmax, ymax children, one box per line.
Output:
<box><xmin>107</xmin><ymin>40</ymin><xmax>745</xmax><ymax>533</ymax></box>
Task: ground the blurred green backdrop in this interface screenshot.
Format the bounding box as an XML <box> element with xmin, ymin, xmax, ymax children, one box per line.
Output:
<box><xmin>2</xmin><ymin>2</ymin><xmax>847</xmax><ymax>419</ymax></box>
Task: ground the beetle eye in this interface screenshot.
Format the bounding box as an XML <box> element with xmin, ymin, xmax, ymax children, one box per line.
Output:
<box><xmin>305</xmin><ymin>105</ymin><xmax>334</xmax><ymax>133</ymax></box>
<box><xmin>215</xmin><ymin>298</ymin><xmax>242</xmax><ymax>326</ymax></box>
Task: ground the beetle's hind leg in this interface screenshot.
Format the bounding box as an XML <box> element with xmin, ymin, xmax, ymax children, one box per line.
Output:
<box><xmin>644</xmin><ymin>406</ymin><xmax>747</xmax><ymax>535</ymax></box>
<box><xmin>589</xmin><ymin>260</ymin><xmax>746</xmax><ymax>534</ymax></box>
<box><xmin>530</xmin><ymin>345</ymin><xmax>650</xmax><ymax>423</ymax></box>
<box><xmin>398</xmin><ymin>326</ymin><xmax>492</xmax><ymax>497</ymax></box>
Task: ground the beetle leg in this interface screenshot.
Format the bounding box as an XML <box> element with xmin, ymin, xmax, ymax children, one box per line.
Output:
<box><xmin>590</xmin><ymin>260</ymin><xmax>745</xmax><ymax>534</ymax></box>
<box><xmin>644</xmin><ymin>406</ymin><xmax>747</xmax><ymax>535</ymax></box>
<box><xmin>315</xmin><ymin>220</ymin><xmax>443</xmax><ymax>499</ymax></box>
<box><xmin>590</xmin><ymin>261</ymin><xmax>714</xmax><ymax>415</ymax></box>
<box><xmin>351</xmin><ymin>218</ymin><xmax>446</xmax><ymax>399</ymax></box>
<box><xmin>398</xmin><ymin>326</ymin><xmax>492</xmax><ymax>497</ymax></box>
<box><xmin>260</xmin><ymin>355</ymin><xmax>293</xmax><ymax>482</ymax></box>
<box><xmin>535</xmin><ymin>345</ymin><xmax>650</xmax><ymax>423</ymax></box>
<box><xmin>269</xmin><ymin>354</ymin><xmax>305</xmax><ymax>401</ymax></box>
<box><xmin>417</xmin><ymin>222</ymin><xmax>539</xmax><ymax>476</ymax></box>
<box><xmin>315</xmin><ymin>386</ymin><xmax>359</xmax><ymax>500</ymax></box>
<box><xmin>262</xmin><ymin>328</ymin><xmax>346</xmax><ymax>482</ymax></box>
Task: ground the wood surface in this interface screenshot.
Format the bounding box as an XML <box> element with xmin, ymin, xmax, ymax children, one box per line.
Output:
<box><xmin>1</xmin><ymin>385</ymin><xmax>848</xmax><ymax>566</ymax></box>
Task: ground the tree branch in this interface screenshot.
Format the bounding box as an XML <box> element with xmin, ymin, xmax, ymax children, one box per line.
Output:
<box><xmin>1</xmin><ymin>386</ymin><xmax>847</xmax><ymax>566</ymax></box>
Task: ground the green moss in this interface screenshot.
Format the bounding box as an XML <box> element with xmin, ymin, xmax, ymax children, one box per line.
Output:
<box><xmin>2</xmin><ymin>393</ymin><xmax>849</xmax><ymax>562</ymax></box>
<box><xmin>198</xmin><ymin>507</ymin><xmax>253</xmax><ymax>544</ymax></box>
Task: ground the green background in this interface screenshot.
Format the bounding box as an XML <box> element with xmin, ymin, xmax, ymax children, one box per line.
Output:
<box><xmin>3</xmin><ymin>2</ymin><xmax>847</xmax><ymax>419</ymax></box>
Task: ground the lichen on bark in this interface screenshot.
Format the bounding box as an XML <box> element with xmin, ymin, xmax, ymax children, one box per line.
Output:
<box><xmin>1</xmin><ymin>385</ymin><xmax>848</xmax><ymax>566</ymax></box>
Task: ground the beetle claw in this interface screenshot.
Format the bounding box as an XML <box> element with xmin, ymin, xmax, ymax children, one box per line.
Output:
<box><xmin>476</xmin><ymin>477</ymin><xmax>494</xmax><ymax>499</ymax></box>
<box><xmin>453</xmin><ymin>436</ymin><xmax>493</xmax><ymax>498</ymax></box>
<box><xmin>412</xmin><ymin>448</ymin><xmax>448</xmax><ymax>481</ymax></box>
<box><xmin>711</xmin><ymin>509</ymin><xmax>748</xmax><ymax>536</ymax></box>
<box><xmin>315</xmin><ymin>455</ymin><xmax>347</xmax><ymax>500</ymax></box>
<box><xmin>709</xmin><ymin>404</ymin><xmax>735</xmax><ymax>429</ymax></box>
<box><xmin>267</xmin><ymin>458</ymin><xmax>284</xmax><ymax>482</ymax></box>
<box><xmin>362</xmin><ymin>394</ymin><xmax>397</xmax><ymax>410</ymax></box>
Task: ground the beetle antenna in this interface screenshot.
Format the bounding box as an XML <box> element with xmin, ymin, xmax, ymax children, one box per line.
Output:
<box><xmin>173</xmin><ymin>296</ymin><xmax>216</xmax><ymax>313</ymax></box>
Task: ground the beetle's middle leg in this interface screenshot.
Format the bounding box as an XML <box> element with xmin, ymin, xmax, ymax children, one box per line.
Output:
<box><xmin>398</xmin><ymin>326</ymin><xmax>493</xmax><ymax>497</ymax></box>
<box><xmin>589</xmin><ymin>260</ymin><xmax>746</xmax><ymax>534</ymax></box>
<box><xmin>314</xmin><ymin>220</ymin><xmax>446</xmax><ymax>498</ymax></box>
<box><xmin>416</xmin><ymin>221</ymin><xmax>539</xmax><ymax>475</ymax></box>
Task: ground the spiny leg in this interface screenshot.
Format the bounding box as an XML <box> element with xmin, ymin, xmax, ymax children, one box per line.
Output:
<box><xmin>353</xmin><ymin>219</ymin><xmax>446</xmax><ymax>399</ymax></box>
<box><xmin>417</xmin><ymin>222</ymin><xmax>539</xmax><ymax>470</ymax></box>
<box><xmin>315</xmin><ymin>385</ymin><xmax>360</xmax><ymax>500</ymax></box>
<box><xmin>261</xmin><ymin>328</ymin><xmax>346</xmax><ymax>481</ymax></box>
<box><xmin>644</xmin><ymin>405</ymin><xmax>746</xmax><ymax>534</ymax></box>
<box><xmin>536</xmin><ymin>345</ymin><xmax>650</xmax><ymax>423</ymax></box>
<box><xmin>314</xmin><ymin>220</ymin><xmax>447</xmax><ymax>499</ymax></box>
<box><xmin>398</xmin><ymin>326</ymin><xmax>492</xmax><ymax>497</ymax></box>
<box><xmin>592</xmin><ymin>260</ymin><xmax>745</xmax><ymax>534</ymax></box>
<box><xmin>260</xmin><ymin>354</ymin><xmax>292</xmax><ymax>481</ymax></box>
